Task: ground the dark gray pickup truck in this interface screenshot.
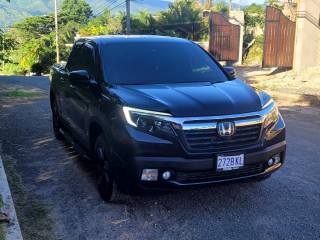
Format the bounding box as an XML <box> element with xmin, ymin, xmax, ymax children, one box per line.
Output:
<box><xmin>50</xmin><ymin>35</ymin><xmax>286</xmax><ymax>202</ymax></box>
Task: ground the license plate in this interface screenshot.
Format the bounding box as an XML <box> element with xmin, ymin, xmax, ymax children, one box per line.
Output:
<box><xmin>217</xmin><ymin>154</ymin><xmax>244</xmax><ymax>171</ymax></box>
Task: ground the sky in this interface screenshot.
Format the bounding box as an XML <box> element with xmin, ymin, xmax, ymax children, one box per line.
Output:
<box><xmin>232</xmin><ymin>0</ymin><xmax>265</xmax><ymax>4</ymax></box>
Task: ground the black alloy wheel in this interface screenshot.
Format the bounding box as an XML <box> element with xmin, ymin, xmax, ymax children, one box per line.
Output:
<box><xmin>94</xmin><ymin>134</ymin><xmax>126</xmax><ymax>202</ymax></box>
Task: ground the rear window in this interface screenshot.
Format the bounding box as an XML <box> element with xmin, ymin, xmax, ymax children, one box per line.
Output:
<box><xmin>101</xmin><ymin>41</ymin><xmax>228</xmax><ymax>85</ymax></box>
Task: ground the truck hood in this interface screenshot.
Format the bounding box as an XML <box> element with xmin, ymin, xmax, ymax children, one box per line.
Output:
<box><xmin>109</xmin><ymin>80</ymin><xmax>262</xmax><ymax>117</ymax></box>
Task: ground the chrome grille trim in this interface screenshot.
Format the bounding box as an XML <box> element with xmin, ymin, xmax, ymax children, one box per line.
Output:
<box><xmin>127</xmin><ymin>101</ymin><xmax>274</xmax><ymax>131</ymax></box>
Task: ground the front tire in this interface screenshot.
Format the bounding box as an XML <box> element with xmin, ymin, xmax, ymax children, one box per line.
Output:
<box><xmin>94</xmin><ymin>134</ymin><xmax>126</xmax><ymax>202</ymax></box>
<box><xmin>52</xmin><ymin>100</ymin><xmax>64</xmax><ymax>140</ymax></box>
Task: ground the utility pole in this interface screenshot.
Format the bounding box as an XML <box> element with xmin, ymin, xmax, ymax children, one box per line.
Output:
<box><xmin>54</xmin><ymin>0</ymin><xmax>60</xmax><ymax>63</ymax></box>
<box><xmin>2</xmin><ymin>32</ymin><xmax>4</xmax><ymax>71</ymax></box>
<box><xmin>126</xmin><ymin>0</ymin><xmax>131</xmax><ymax>35</ymax></box>
<box><xmin>2</xmin><ymin>26</ymin><xmax>5</xmax><ymax>72</ymax></box>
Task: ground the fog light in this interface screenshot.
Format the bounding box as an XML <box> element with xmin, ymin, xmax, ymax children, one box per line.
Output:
<box><xmin>268</xmin><ymin>158</ymin><xmax>274</xmax><ymax>166</ymax></box>
<box><xmin>141</xmin><ymin>169</ymin><xmax>158</xmax><ymax>181</ymax></box>
<box><xmin>274</xmin><ymin>153</ymin><xmax>281</xmax><ymax>164</ymax></box>
<box><xmin>162</xmin><ymin>171</ymin><xmax>171</xmax><ymax>180</ymax></box>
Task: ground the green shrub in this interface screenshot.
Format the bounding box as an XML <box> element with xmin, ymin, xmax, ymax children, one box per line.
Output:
<box><xmin>31</xmin><ymin>63</ymin><xmax>44</xmax><ymax>76</ymax></box>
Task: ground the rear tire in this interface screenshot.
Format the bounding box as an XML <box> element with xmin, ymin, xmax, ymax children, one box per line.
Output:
<box><xmin>52</xmin><ymin>100</ymin><xmax>64</xmax><ymax>140</ymax></box>
<box><xmin>94</xmin><ymin>134</ymin><xmax>127</xmax><ymax>203</ymax></box>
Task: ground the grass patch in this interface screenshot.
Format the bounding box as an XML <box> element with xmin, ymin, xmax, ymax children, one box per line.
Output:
<box><xmin>252</xmin><ymin>82</ymin><xmax>278</xmax><ymax>91</ymax></box>
<box><xmin>243</xmin><ymin>36</ymin><xmax>264</xmax><ymax>66</ymax></box>
<box><xmin>0</xmin><ymin>194</ymin><xmax>5</xmax><ymax>240</ymax></box>
<box><xmin>2</xmin><ymin>155</ymin><xmax>55</xmax><ymax>240</ymax></box>
<box><xmin>252</xmin><ymin>83</ymin><xmax>268</xmax><ymax>91</ymax></box>
<box><xmin>3</xmin><ymin>89</ymin><xmax>42</xmax><ymax>98</ymax></box>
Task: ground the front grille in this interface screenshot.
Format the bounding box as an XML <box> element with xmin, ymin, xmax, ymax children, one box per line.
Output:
<box><xmin>183</xmin><ymin>124</ymin><xmax>261</xmax><ymax>151</ymax></box>
<box><xmin>176</xmin><ymin>164</ymin><xmax>264</xmax><ymax>183</ymax></box>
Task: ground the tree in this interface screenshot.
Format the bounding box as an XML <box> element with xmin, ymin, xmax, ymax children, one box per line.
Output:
<box><xmin>14</xmin><ymin>15</ymin><xmax>55</xmax><ymax>39</ymax></box>
<box><xmin>243</xmin><ymin>3</ymin><xmax>265</xmax><ymax>29</ymax></box>
<box><xmin>157</xmin><ymin>0</ymin><xmax>201</xmax><ymax>24</ymax></box>
<box><xmin>203</xmin><ymin>0</ymin><xmax>214</xmax><ymax>10</ymax></box>
<box><xmin>213</xmin><ymin>2</ymin><xmax>228</xmax><ymax>14</ymax></box>
<box><xmin>265</xmin><ymin>0</ymin><xmax>284</xmax><ymax>11</ymax></box>
<box><xmin>60</xmin><ymin>0</ymin><xmax>92</xmax><ymax>25</ymax></box>
<box><xmin>126</xmin><ymin>10</ymin><xmax>155</xmax><ymax>30</ymax></box>
<box><xmin>79</xmin><ymin>10</ymin><xmax>123</xmax><ymax>36</ymax></box>
<box><xmin>19</xmin><ymin>35</ymin><xmax>55</xmax><ymax>74</ymax></box>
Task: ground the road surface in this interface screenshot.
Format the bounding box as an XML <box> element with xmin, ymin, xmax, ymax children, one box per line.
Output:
<box><xmin>0</xmin><ymin>75</ymin><xmax>319</xmax><ymax>240</ymax></box>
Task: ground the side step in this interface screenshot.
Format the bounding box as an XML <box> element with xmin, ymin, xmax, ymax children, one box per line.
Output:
<box><xmin>59</xmin><ymin>128</ymin><xmax>92</xmax><ymax>160</ymax></box>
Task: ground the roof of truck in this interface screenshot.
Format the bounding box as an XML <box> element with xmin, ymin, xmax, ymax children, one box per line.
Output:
<box><xmin>76</xmin><ymin>35</ymin><xmax>192</xmax><ymax>45</ymax></box>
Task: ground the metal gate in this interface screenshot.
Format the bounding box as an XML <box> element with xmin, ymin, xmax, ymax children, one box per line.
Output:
<box><xmin>262</xmin><ymin>6</ymin><xmax>296</xmax><ymax>68</ymax></box>
<box><xmin>209</xmin><ymin>12</ymin><xmax>240</xmax><ymax>61</ymax></box>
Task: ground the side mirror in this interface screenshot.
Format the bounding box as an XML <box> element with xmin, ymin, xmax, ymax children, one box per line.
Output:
<box><xmin>69</xmin><ymin>70</ymin><xmax>90</xmax><ymax>86</ymax></box>
<box><xmin>60</xmin><ymin>61</ymin><xmax>67</xmax><ymax>68</ymax></box>
<box><xmin>224</xmin><ymin>67</ymin><xmax>236</xmax><ymax>79</ymax></box>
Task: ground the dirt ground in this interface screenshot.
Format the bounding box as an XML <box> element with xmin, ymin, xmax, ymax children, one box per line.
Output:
<box><xmin>0</xmin><ymin>73</ymin><xmax>320</xmax><ymax>240</ymax></box>
<box><xmin>235</xmin><ymin>65</ymin><xmax>320</xmax><ymax>107</ymax></box>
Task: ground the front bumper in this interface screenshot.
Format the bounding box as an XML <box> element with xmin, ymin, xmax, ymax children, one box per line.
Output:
<box><xmin>110</xmin><ymin>105</ymin><xmax>286</xmax><ymax>191</ymax></box>
<box><xmin>115</xmin><ymin>140</ymin><xmax>286</xmax><ymax>191</ymax></box>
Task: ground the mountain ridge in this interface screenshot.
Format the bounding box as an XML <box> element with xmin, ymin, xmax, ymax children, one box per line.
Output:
<box><xmin>0</xmin><ymin>0</ymin><xmax>171</xmax><ymax>27</ymax></box>
<box><xmin>0</xmin><ymin>0</ymin><xmax>247</xmax><ymax>28</ymax></box>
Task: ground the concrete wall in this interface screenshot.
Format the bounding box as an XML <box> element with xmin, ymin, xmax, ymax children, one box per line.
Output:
<box><xmin>229</xmin><ymin>11</ymin><xmax>245</xmax><ymax>65</ymax></box>
<box><xmin>293</xmin><ymin>0</ymin><xmax>320</xmax><ymax>71</ymax></box>
<box><xmin>276</xmin><ymin>2</ymin><xmax>298</xmax><ymax>21</ymax></box>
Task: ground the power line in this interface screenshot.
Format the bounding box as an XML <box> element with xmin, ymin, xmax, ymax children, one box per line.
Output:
<box><xmin>94</xmin><ymin>0</ymin><xmax>117</xmax><ymax>17</ymax></box>
<box><xmin>94</xmin><ymin>0</ymin><xmax>118</xmax><ymax>17</ymax></box>
<box><xmin>91</xmin><ymin>0</ymin><xmax>115</xmax><ymax>15</ymax></box>
<box><xmin>108</xmin><ymin>0</ymin><xmax>126</xmax><ymax>12</ymax></box>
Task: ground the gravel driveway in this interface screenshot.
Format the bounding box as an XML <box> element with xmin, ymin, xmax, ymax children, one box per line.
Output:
<box><xmin>0</xmin><ymin>75</ymin><xmax>319</xmax><ymax>240</ymax></box>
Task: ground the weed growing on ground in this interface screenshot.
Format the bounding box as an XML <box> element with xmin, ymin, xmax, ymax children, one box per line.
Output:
<box><xmin>2</xmin><ymin>155</ymin><xmax>55</xmax><ymax>240</ymax></box>
<box><xmin>3</xmin><ymin>89</ymin><xmax>42</xmax><ymax>98</ymax></box>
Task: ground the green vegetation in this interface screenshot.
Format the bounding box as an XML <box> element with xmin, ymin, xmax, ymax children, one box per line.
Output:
<box><xmin>0</xmin><ymin>0</ymin><xmax>272</xmax><ymax>74</ymax></box>
<box><xmin>2</xmin><ymin>89</ymin><xmax>43</xmax><ymax>98</ymax></box>
<box><xmin>242</xmin><ymin>3</ymin><xmax>267</xmax><ymax>65</ymax></box>
<box><xmin>1</xmin><ymin>0</ymin><xmax>218</xmax><ymax>75</ymax></box>
<box><xmin>0</xmin><ymin>0</ymin><xmax>52</xmax><ymax>27</ymax></box>
<box><xmin>265</xmin><ymin>0</ymin><xmax>285</xmax><ymax>11</ymax></box>
<box><xmin>212</xmin><ymin>2</ymin><xmax>228</xmax><ymax>14</ymax></box>
<box><xmin>2</xmin><ymin>155</ymin><xmax>55</xmax><ymax>239</ymax></box>
<box><xmin>252</xmin><ymin>81</ymin><xmax>278</xmax><ymax>91</ymax></box>
<box><xmin>243</xmin><ymin>3</ymin><xmax>265</xmax><ymax>29</ymax></box>
<box><xmin>243</xmin><ymin>35</ymin><xmax>264</xmax><ymax>65</ymax></box>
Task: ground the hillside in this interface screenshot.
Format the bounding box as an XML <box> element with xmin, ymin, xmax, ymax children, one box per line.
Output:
<box><xmin>0</xmin><ymin>0</ymin><xmax>248</xmax><ymax>28</ymax></box>
<box><xmin>0</xmin><ymin>0</ymin><xmax>171</xmax><ymax>27</ymax></box>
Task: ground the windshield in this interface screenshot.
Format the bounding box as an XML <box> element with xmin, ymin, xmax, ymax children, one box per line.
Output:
<box><xmin>101</xmin><ymin>41</ymin><xmax>228</xmax><ymax>85</ymax></box>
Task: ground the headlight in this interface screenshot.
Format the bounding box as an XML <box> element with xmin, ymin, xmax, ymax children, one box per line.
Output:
<box><xmin>264</xmin><ymin>106</ymin><xmax>279</xmax><ymax>128</ymax></box>
<box><xmin>259</xmin><ymin>90</ymin><xmax>273</xmax><ymax>109</ymax></box>
<box><xmin>122</xmin><ymin>106</ymin><xmax>176</xmax><ymax>136</ymax></box>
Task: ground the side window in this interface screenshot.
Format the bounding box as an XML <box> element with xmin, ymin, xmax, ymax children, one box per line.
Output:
<box><xmin>66</xmin><ymin>43</ymin><xmax>83</xmax><ymax>72</ymax></box>
<box><xmin>80</xmin><ymin>44</ymin><xmax>95</xmax><ymax>77</ymax></box>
